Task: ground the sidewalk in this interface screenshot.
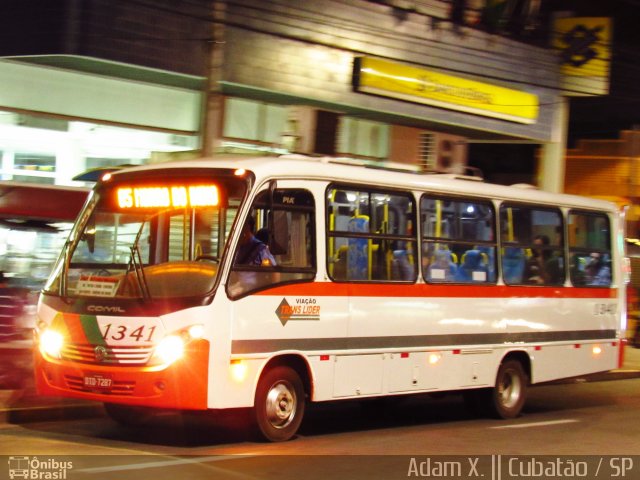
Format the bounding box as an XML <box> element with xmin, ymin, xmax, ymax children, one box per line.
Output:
<box><xmin>592</xmin><ymin>340</ymin><xmax>640</xmax><ymax>380</ymax></box>
<box><xmin>2</xmin><ymin>345</ymin><xmax>640</xmax><ymax>424</ymax></box>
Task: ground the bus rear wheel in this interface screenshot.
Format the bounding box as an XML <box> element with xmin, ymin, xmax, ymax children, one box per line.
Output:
<box><xmin>489</xmin><ymin>359</ymin><xmax>528</xmax><ymax>419</ymax></box>
<box><xmin>253</xmin><ymin>366</ymin><xmax>305</xmax><ymax>442</ymax></box>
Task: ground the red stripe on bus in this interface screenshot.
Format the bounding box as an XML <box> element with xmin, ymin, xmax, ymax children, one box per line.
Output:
<box><xmin>257</xmin><ymin>282</ymin><xmax>617</xmax><ymax>299</ymax></box>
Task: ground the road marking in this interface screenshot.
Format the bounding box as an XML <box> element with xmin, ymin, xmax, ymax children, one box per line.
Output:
<box><xmin>77</xmin><ymin>455</ymin><xmax>258</xmax><ymax>473</ymax></box>
<box><xmin>490</xmin><ymin>419</ymin><xmax>579</xmax><ymax>429</ymax></box>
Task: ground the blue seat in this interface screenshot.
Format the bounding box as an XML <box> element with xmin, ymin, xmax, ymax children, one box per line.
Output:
<box><xmin>502</xmin><ymin>247</ymin><xmax>525</xmax><ymax>284</ymax></box>
<box><xmin>392</xmin><ymin>249</ymin><xmax>415</xmax><ymax>281</ymax></box>
<box><xmin>347</xmin><ymin>215</ymin><xmax>369</xmax><ymax>280</ymax></box>
<box><xmin>454</xmin><ymin>249</ymin><xmax>488</xmax><ymax>283</ymax></box>
<box><xmin>428</xmin><ymin>249</ymin><xmax>457</xmax><ymax>282</ymax></box>
<box><xmin>475</xmin><ymin>245</ymin><xmax>496</xmax><ymax>282</ymax></box>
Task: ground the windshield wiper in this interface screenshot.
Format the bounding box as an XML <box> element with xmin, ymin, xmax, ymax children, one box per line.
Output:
<box><xmin>125</xmin><ymin>221</ymin><xmax>151</xmax><ymax>300</ymax></box>
<box><xmin>129</xmin><ymin>244</ymin><xmax>151</xmax><ymax>300</ymax></box>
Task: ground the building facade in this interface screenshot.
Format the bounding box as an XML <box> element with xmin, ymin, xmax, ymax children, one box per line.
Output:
<box><xmin>205</xmin><ymin>0</ymin><xmax>565</xmax><ymax>190</ymax></box>
<box><xmin>564</xmin><ymin>130</ymin><xmax>640</xmax><ymax>239</ymax></box>
<box><xmin>0</xmin><ymin>0</ymin><xmax>573</xmax><ymax>188</ymax></box>
<box><xmin>0</xmin><ymin>0</ymin><xmax>211</xmax><ymax>185</ymax></box>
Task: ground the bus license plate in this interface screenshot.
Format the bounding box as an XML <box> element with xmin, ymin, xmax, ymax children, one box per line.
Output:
<box><xmin>83</xmin><ymin>374</ymin><xmax>112</xmax><ymax>390</ymax></box>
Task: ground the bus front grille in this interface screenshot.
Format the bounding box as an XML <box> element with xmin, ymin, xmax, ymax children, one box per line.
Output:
<box><xmin>61</xmin><ymin>343</ymin><xmax>153</xmax><ymax>366</ymax></box>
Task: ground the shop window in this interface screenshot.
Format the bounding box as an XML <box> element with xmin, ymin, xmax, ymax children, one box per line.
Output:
<box><xmin>337</xmin><ymin>118</ymin><xmax>390</xmax><ymax>159</ymax></box>
<box><xmin>223</xmin><ymin>98</ymin><xmax>287</xmax><ymax>144</ymax></box>
<box><xmin>12</xmin><ymin>153</ymin><xmax>56</xmax><ymax>182</ymax></box>
<box><xmin>86</xmin><ymin>157</ymin><xmax>140</xmax><ymax>170</ymax></box>
<box><xmin>11</xmin><ymin>175</ymin><xmax>55</xmax><ymax>185</ymax></box>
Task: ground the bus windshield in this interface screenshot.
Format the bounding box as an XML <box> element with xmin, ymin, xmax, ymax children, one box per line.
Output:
<box><xmin>44</xmin><ymin>172</ymin><xmax>248</xmax><ymax>299</ymax></box>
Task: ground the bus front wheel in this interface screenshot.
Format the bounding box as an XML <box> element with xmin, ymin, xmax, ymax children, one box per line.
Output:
<box><xmin>253</xmin><ymin>366</ymin><xmax>305</xmax><ymax>442</ymax></box>
<box><xmin>489</xmin><ymin>359</ymin><xmax>528</xmax><ymax>419</ymax></box>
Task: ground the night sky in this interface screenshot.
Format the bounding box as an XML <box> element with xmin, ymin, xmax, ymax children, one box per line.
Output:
<box><xmin>567</xmin><ymin>0</ymin><xmax>640</xmax><ymax>143</ymax></box>
<box><xmin>470</xmin><ymin>0</ymin><xmax>640</xmax><ymax>184</ymax></box>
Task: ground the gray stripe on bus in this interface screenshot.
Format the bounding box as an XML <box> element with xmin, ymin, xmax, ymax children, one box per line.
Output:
<box><xmin>231</xmin><ymin>330</ymin><xmax>618</xmax><ymax>354</ymax></box>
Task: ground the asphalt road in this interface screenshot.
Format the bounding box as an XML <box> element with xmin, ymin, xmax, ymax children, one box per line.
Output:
<box><xmin>9</xmin><ymin>379</ymin><xmax>640</xmax><ymax>453</ymax></box>
<box><xmin>0</xmin><ymin>347</ymin><xmax>638</xmax><ymax>480</ymax></box>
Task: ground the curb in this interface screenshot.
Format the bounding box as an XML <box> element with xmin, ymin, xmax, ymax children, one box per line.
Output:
<box><xmin>542</xmin><ymin>368</ymin><xmax>640</xmax><ymax>385</ymax></box>
<box><xmin>573</xmin><ymin>368</ymin><xmax>640</xmax><ymax>383</ymax></box>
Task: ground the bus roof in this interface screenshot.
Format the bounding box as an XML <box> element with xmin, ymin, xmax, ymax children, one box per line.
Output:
<box><xmin>107</xmin><ymin>155</ymin><xmax>619</xmax><ymax>213</ymax></box>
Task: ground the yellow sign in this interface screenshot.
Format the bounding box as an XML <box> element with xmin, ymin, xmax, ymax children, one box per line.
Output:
<box><xmin>117</xmin><ymin>185</ymin><xmax>219</xmax><ymax>209</ymax></box>
<box><xmin>353</xmin><ymin>57</ymin><xmax>539</xmax><ymax>124</ymax></box>
<box><xmin>554</xmin><ymin>17</ymin><xmax>611</xmax><ymax>78</ymax></box>
<box><xmin>553</xmin><ymin>17</ymin><xmax>611</xmax><ymax>96</ymax></box>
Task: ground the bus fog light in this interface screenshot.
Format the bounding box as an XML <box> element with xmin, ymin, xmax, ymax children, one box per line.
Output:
<box><xmin>230</xmin><ymin>360</ymin><xmax>247</xmax><ymax>382</ymax></box>
<box><xmin>592</xmin><ymin>345</ymin><xmax>603</xmax><ymax>356</ymax></box>
<box><xmin>154</xmin><ymin>335</ymin><xmax>185</xmax><ymax>365</ymax></box>
<box><xmin>40</xmin><ymin>330</ymin><xmax>64</xmax><ymax>359</ymax></box>
<box><xmin>428</xmin><ymin>352</ymin><xmax>442</xmax><ymax>365</ymax></box>
<box><xmin>188</xmin><ymin>324</ymin><xmax>205</xmax><ymax>339</ymax></box>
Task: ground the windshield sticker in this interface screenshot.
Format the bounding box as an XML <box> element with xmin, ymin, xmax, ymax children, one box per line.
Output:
<box><xmin>77</xmin><ymin>275</ymin><xmax>120</xmax><ymax>297</ymax></box>
<box><xmin>275</xmin><ymin>298</ymin><xmax>321</xmax><ymax>326</ymax></box>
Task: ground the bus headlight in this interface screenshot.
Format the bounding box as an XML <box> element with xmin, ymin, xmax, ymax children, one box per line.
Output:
<box><xmin>151</xmin><ymin>324</ymin><xmax>204</xmax><ymax>366</ymax></box>
<box><xmin>40</xmin><ymin>330</ymin><xmax>64</xmax><ymax>359</ymax></box>
<box><xmin>154</xmin><ymin>335</ymin><xmax>185</xmax><ymax>365</ymax></box>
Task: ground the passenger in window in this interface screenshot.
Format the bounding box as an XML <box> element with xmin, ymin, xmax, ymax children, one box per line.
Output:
<box><xmin>586</xmin><ymin>253</ymin><xmax>611</xmax><ymax>286</ymax></box>
<box><xmin>570</xmin><ymin>254</ymin><xmax>587</xmax><ymax>286</ymax></box>
<box><xmin>502</xmin><ymin>247</ymin><xmax>525</xmax><ymax>284</ymax></box>
<box><xmin>235</xmin><ymin>216</ymin><xmax>277</xmax><ymax>267</ymax></box>
<box><xmin>524</xmin><ymin>235</ymin><xmax>551</xmax><ymax>284</ymax></box>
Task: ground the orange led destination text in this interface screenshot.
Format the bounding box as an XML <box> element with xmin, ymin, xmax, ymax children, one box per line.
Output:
<box><xmin>117</xmin><ymin>185</ymin><xmax>219</xmax><ymax>209</ymax></box>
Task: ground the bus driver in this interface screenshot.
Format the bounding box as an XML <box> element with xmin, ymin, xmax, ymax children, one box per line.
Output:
<box><xmin>235</xmin><ymin>216</ymin><xmax>276</xmax><ymax>267</ymax></box>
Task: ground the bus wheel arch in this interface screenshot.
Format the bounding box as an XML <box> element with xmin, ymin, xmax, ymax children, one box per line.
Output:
<box><xmin>252</xmin><ymin>354</ymin><xmax>311</xmax><ymax>442</ymax></box>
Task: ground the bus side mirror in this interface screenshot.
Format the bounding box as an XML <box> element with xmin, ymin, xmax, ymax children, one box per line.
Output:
<box><xmin>270</xmin><ymin>210</ymin><xmax>288</xmax><ymax>255</ymax></box>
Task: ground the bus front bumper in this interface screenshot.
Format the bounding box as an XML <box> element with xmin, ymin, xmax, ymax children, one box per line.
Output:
<box><xmin>34</xmin><ymin>340</ymin><xmax>209</xmax><ymax>410</ymax></box>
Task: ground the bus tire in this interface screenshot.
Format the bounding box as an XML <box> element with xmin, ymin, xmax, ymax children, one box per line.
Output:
<box><xmin>253</xmin><ymin>366</ymin><xmax>305</xmax><ymax>442</ymax></box>
<box><xmin>489</xmin><ymin>359</ymin><xmax>528</xmax><ymax>419</ymax></box>
<box><xmin>104</xmin><ymin>403</ymin><xmax>153</xmax><ymax>426</ymax></box>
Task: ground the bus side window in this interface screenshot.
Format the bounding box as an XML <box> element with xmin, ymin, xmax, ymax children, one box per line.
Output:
<box><xmin>500</xmin><ymin>205</ymin><xmax>565</xmax><ymax>286</ymax></box>
<box><xmin>568</xmin><ymin>211</ymin><xmax>612</xmax><ymax>287</ymax></box>
<box><xmin>327</xmin><ymin>186</ymin><xmax>417</xmax><ymax>282</ymax></box>
<box><xmin>228</xmin><ymin>188</ymin><xmax>316</xmax><ymax>298</ymax></box>
<box><xmin>421</xmin><ymin>195</ymin><xmax>496</xmax><ymax>284</ymax></box>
